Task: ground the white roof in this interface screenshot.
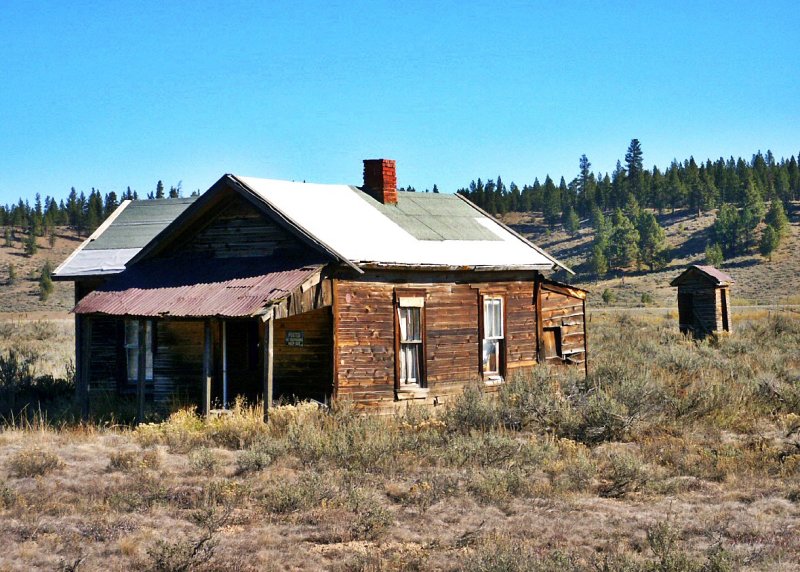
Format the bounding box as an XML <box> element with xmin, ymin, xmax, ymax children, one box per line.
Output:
<box><xmin>235</xmin><ymin>176</ymin><xmax>560</xmax><ymax>270</ymax></box>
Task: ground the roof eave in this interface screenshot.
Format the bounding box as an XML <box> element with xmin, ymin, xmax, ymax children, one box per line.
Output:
<box><xmin>356</xmin><ymin>262</ymin><xmax>554</xmax><ymax>272</ymax></box>
<box><xmin>53</xmin><ymin>200</ymin><xmax>133</xmax><ymax>279</ymax></box>
<box><xmin>452</xmin><ymin>193</ymin><xmax>574</xmax><ymax>275</ymax></box>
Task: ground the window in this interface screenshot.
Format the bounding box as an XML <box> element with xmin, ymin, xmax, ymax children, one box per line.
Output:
<box><xmin>398</xmin><ymin>307</ymin><xmax>422</xmax><ymax>385</ymax></box>
<box><xmin>395</xmin><ymin>292</ymin><xmax>426</xmax><ymax>393</ymax></box>
<box><xmin>125</xmin><ymin>319</ymin><xmax>154</xmax><ymax>383</ymax></box>
<box><xmin>542</xmin><ymin>327</ymin><xmax>562</xmax><ymax>360</ymax></box>
<box><xmin>481</xmin><ymin>296</ymin><xmax>504</xmax><ymax>379</ymax></box>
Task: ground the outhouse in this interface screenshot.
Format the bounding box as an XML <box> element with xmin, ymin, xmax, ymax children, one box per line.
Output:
<box><xmin>670</xmin><ymin>265</ymin><xmax>734</xmax><ymax>338</ymax></box>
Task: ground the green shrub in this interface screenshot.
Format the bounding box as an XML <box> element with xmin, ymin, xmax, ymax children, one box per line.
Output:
<box><xmin>187</xmin><ymin>447</ymin><xmax>222</xmax><ymax>475</ymax></box>
<box><xmin>108</xmin><ymin>449</ymin><xmax>161</xmax><ymax>472</ymax></box>
<box><xmin>467</xmin><ymin>467</ymin><xmax>530</xmax><ymax>504</ymax></box>
<box><xmin>443</xmin><ymin>384</ymin><xmax>500</xmax><ymax>432</ymax></box>
<box><xmin>259</xmin><ymin>472</ymin><xmax>337</xmax><ymax>514</ymax></box>
<box><xmin>8</xmin><ymin>448</ymin><xmax>63</xmax><ymax>477</ymax></box>
<box><xmin>599</xmin><ymin>450</ymin><xmax>650</xmax><ymax>498</ymax></box>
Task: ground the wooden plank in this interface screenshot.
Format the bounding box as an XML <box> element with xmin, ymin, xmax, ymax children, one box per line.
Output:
<box><xmin>136</xmin><ymin>319</ymin><xmax>147</xmax><ymax>424</ymax></box>
<box><xmin>202</xmin><ymin>320</ymin><xmax>212</xmax><ymax>417</ymax></box>
<box><xmin>263</xmin><ymin>316</ymin><xmax>274</xmax><ymax>421</ymax></box>
<box><xmin>77</xmin><ymin>315</ymin><xmax>92</xmax><ymax>420</ymax></box>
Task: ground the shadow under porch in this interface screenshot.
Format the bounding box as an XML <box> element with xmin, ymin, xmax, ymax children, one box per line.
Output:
<box><xmin>75</xmin><ymin>308</ymin><xmax>333</xmax><ymax>422</ymax></box>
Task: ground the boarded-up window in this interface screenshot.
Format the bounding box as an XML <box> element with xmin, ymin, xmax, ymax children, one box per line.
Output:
<box><xmin>481</xmin><ymin>296</ymin><xmax>504</xmax><ymax>378</ymax></box>
<box><xmin>124</xmin><ymin>319</ymin><xmax>154</xmax><ymax>383</ymax></box>
<box><xmin>542</xmin><ymin>327</ymin><xmax>562</xmax><ymax>360</ymax></box>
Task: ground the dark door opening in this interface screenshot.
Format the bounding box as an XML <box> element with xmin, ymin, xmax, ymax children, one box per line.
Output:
<box><xmin>677</xmin><ymin>292</ymin><xmax>695</xmax><ymax>335</ymax></box>
<box><xmin>214</xmin><ymin>320</ymin><xmax>261</xmax><ymax>408</ymax></box>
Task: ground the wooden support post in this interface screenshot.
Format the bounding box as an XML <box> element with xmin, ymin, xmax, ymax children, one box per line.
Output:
<box><xmin>202</xmin><ymin>319</ymin><xmax>212</xmax><ymax>417</ymax></box>
<box><xmin>77</xmin><ymin>315</ymin><xmax>92</xmax><ymax>420</ymax></box>
<box><xmin>582</xmin><ymin>299</ymin><xmax>589</xmax><ymax>378</ymax></box>
<box><xmin>534</xmin><ymin>275</ymin><xmax>545</xmax><ymax>364</ymax></box>
<box><xmin>136</xmin><ymin>319</ymin><xmax>147</xmax><ymax>424</ymax></box>
<box><xmin>263</xmin><ymin>316</ymin><xmax>274</xmax><ymax>422</ymax></box>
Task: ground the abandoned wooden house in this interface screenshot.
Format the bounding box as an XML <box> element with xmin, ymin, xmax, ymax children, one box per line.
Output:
<box><xmin>670</xmin><ymin>265</ymin><xmax>734</xmax><ymax>338</ymax></box>
<box><xmin>54</xmin><ymin>159</ymin><xmax>588</xmax><ymax>419</ymax></box>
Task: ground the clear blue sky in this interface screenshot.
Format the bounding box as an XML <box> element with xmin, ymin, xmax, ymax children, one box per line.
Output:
<box><xmin>0</xmin><ymin>1</ymin><xmax>797</xmax><ymax>204</ymax></box>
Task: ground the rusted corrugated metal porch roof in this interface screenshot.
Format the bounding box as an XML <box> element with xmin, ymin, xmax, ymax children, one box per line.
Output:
<box><xmin>73</xmin><ymin>256</ymin><xmax>325</xmax><ymax>318</ymax></box>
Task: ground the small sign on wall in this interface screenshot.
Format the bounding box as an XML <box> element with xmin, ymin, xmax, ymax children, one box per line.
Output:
<box><xmin>285</xmin><ymin>330</ymin><xmax>304</xmax><ymax>347</ymax></box>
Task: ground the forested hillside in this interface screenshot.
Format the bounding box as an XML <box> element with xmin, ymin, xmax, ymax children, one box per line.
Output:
<box><xmin>459</xmin><ymin>141</ymin><xmax>798</xmax><ymax>282</ymax></box>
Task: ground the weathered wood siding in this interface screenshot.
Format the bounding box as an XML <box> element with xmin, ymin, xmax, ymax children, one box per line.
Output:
<box><xmin>87</xmin><ymin>318</ymin><xmax>203</xmax><ymax>407</ymax></box>
<box><xmin>333</xmin><ymin>278</ymin><xmax>539</xmax><ymax>408</ymax></box>
<box><xmin>273</xmin><ymin>307</ymin><xmax>333</xmax><ymax>402</ymax></box>
<box><xmin>153</xmin><ymin>321</ymin><xmax>204</xmax><ymax>404</ymax></box>
<box><xmin>539</xmin><ymin>287</ymin><xmax>586</xmax><ymax>366</ymax></box>
<box><xmin>163</xmin><ymin>194</ymin><xmax>312</xmax><ymax>259</ymax></box>
<box><xmin>88</xmin><ymin>316</ymin><xmax>120</xmax><ymax>395</ymax></box>
<box><xmin>676</xmin><ymin>279</ymin><xmax>729</xmax><ymax>337</ymax></box>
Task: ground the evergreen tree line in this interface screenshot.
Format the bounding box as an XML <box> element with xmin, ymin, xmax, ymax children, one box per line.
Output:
<box><xmin>0</xmin><ymin>180</ymin><xmax>185</xmax><ymax>243</ymax></box>
<box><xmin>457</xmin><ymin>144</ymin><xmax>799</xmax><ymax>224</ymax></box>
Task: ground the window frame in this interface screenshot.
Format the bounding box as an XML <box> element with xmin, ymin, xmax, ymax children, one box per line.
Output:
<box><xmin>479</xmin><ymin>293</ymin><xmax>506</xmax><ymax>383</ymax></box>
<box><xmin>124</xmin><ymin>318</ymin><xmax>155</xmax><ymax>386</ymax></box>
<box><xmin>393</xmin><ymin>289</ymin><xmax>428</xmax><ymax>397</ymax></box>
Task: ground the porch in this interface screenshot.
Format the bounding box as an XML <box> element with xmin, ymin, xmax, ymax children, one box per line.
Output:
<box><xmin>72</xmin><ymin>256</ymin><xmax>333</xmax><ymax>422</ymax></box>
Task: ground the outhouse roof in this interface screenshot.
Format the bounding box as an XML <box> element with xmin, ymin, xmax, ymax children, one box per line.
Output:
<box><xmin>670</xmin><ymin>265</ymin><xmax>735</xmax><ymax>287</ymax></box>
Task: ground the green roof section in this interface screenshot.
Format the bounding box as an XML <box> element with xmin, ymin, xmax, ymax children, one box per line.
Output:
<box><xmin>354</xmin><ymin>190</ymin><xmax>501</xmax><ymax>241</ymax></box>
<box><xmin>84</xmin><ymin>197</ymin><xmax>197</xmax><ymax>250</ymax></box>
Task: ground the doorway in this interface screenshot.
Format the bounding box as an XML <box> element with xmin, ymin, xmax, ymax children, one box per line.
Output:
<box><xmin>214</xmin><ymin>320</ymin><xmax>261</xmax><ymax>408</ymax></box>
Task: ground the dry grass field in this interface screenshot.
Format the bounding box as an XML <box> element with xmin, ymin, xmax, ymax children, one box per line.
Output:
<box><xmin>1</xmin><ymin>311</ymin><xmax>799</xmax><ymax>571</ymax></box>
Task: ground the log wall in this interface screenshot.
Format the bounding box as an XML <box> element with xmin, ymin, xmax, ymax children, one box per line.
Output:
<box><xmin>273</xmin><ymin>307</ymin><xmax>333</xmax><ymax>403</ymax></box>
<box><xmin>86</xmin><ymin>318</ymin><xmax>204</xmax><ymax>407</ymax></box>
<box><xmin>333</xmin><ymin>277</ymin><xmax>542</xmax><ymax>409</ymax></box>
<box><xmin>539</xmin><ymin>285</ymin><xmax>587</xmax><ymax>367</ymax></box>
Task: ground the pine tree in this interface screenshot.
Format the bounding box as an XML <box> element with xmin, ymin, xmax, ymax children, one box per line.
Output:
<box><xmin>7</xmin><ymin>263</ymin><xmax>16</xmax><ymax>285</ymax></box>
<box><xmin>156</xmin><ymin>180</ymin><xmax>165</xmax><ymax>199</ymax></box>
<box><xmin>590</xmin><ymin>243</ymin><xmax>608</xmax><ymax>277</ymax></box>
<box><xmin>765</xmin><ymin>200</ymin><xmax>789</xmax><ymax>237</ymax></box>
<box><xmin>637</xmin><ymin>211</ymin><xmax>669</xmax><ymax>270</ymax></box>
<box><xmin>713</xmin><ymin>203</ymin><xmax>742</xmax><ymax>255</ymax></box>
<box><xmin>759</xmin><ymin>226</ymin><xmax>780</xmax><ymax>260</ymax></box>
<box><xmin>705</xmin><ymin>243</ymin><xmax>724</xmax><ymax>267</ymax></box>
<box><xmin>624</xmin><ymin>139</ymin><xmax>644</xmax><ymax>203</ymax></box>
<box><xmin>563</xmin><ymin>206</ymin><xmax>580</xmax><ymax>236</ymax></box>
<box><xmin>608</xmin><ymin>209</ymin><xmax>640</xmax><ymax>270</ymax></box>
<box><xmin>542</xmin><ymin>176</ymin><xmax>561</xmax><ymax>228</ymax></box>
<box><xmin>38</xmin><ymin>261</ymin><xmax>54</xmax><ymax>301</ymax></box>
<box><xmin>23</xmin><ymin>227</ymin><xmax>38</xmax><ymax>257</ymax></box>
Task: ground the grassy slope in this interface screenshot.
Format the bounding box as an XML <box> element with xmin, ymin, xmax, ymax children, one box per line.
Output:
<box><xmin>505</xmin><ymin>203</ymin><xmax>800</xmax><ymax>308</ymax></box>
<box><xmin>0</xmin><ymin>227</ymin><xmax>83</xmax><ymax>315</ymax></box>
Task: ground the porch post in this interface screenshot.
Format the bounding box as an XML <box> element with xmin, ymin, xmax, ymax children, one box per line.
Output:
<box><xmin>136</xmin><ymin>319</ymin><xmax>147</xmax><ymax>424</ymax></box>
<box><xmin>202</xmin><ymin>319</ymin><xmax>212</xmax><ymax>417</ymax></box>
<box><xmin>77</xmin><ymin>315</ymin><xmax>92</xmax><ymax>420</ymax></box>
<box><xmin>263</xmin><ymin>316</ymin><xmax>274</xmax><ymax>422</ymax></box>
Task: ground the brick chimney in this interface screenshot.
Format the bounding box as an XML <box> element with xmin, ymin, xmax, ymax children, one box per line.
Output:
<box><xmin>362</xmin><ymin>159</ymin><xmax>398</xmax><ymax>204</ymax></box>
